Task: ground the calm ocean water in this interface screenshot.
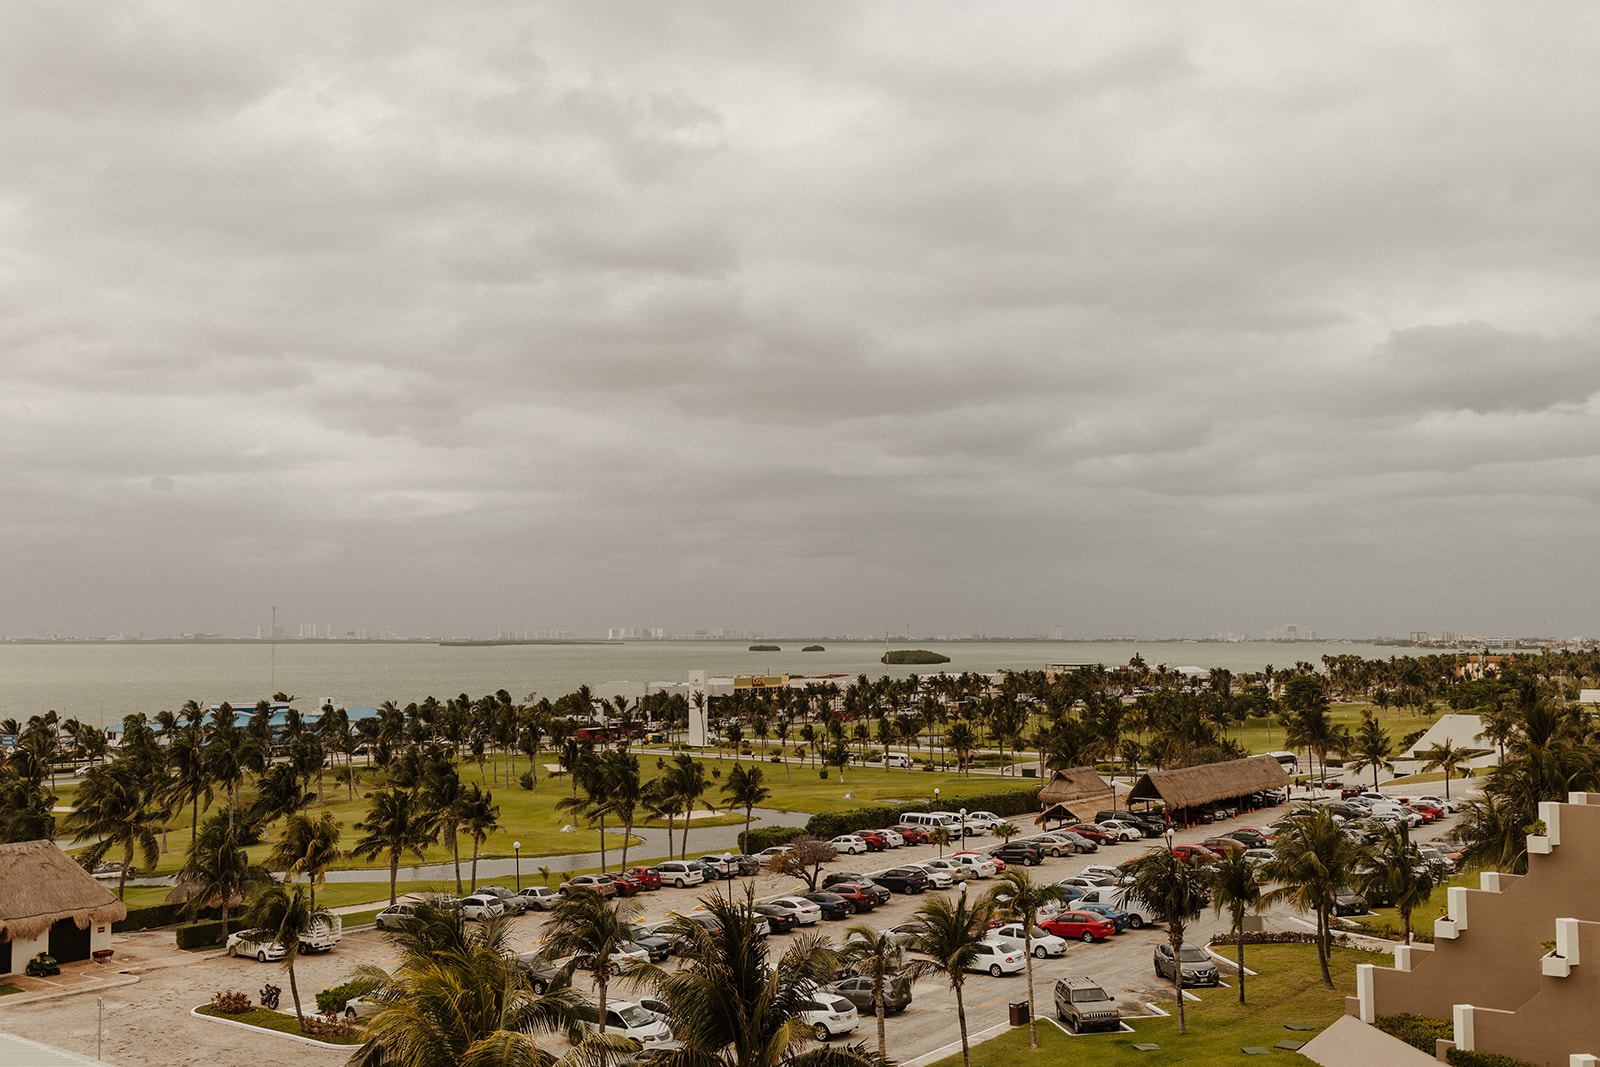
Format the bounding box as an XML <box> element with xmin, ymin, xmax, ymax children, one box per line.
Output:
<box><xmin>0</xmin><ymin>639</ymin><xmax>1412</xmax><ymax>730</ymax></box>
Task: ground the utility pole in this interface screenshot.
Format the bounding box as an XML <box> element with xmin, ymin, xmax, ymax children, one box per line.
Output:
<box><xmin>270</xmin><ymin>604</ymin><xmax>277</xmax><ymax>692</ymax></box>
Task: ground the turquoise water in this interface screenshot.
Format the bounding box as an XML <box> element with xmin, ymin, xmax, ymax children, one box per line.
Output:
<box><xmin>0</xmin><ymin>638</ymin><xmax>1409</xmax><ymax>729</ymax></box>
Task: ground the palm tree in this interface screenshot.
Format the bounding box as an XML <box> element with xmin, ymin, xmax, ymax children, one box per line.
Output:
<box><xmin>644</xmin><ymin>890</ymin><xmax>875</xmax><ymax>1066</ymax></box>
<box><xmin>61</xmin><ymin>761</ymin><xmax>164</xmax><ymax>900</ymax></box>
<box><xmin>349</xmin><ymin>900</ymin><xmax>610</xmax><ymax>1067</ymax></box>
<box><xmin>838</xmin><ymin>925</ymin><xmax>907</xmax><ymax>1063</ymax></box>
<box><xmin>542</xmin><ymin>889</ymin><xmax>643</xmax><ymax>1035</ymax></box>
<box><xmin>1355</xmin><ymin>823</ymin><xmax>1437</xmax><ymax>944</ymax></box>
<box><xmin>458</xmin><ymin>783</ymin><xmax>501</xmax><ymax>890</ymax></box>
<box><xmin>667</xmin><ymin>754</ymin><xmax>711</xmax><ymax>859</ymax></box>
<box><xmin>164</xmin><ymin>728</ymin><xmax>214</xmax><ymax>852</ymax></box>
<box><xmin>265</xmin><ymin>810</ymin><xmax>344</xmax><ymax>909</ymax></box>
<box><xmin>176</xmin><ymin>809</ymin><xmax>273</xmax><ymax>936</ymax></box>
<box><xmin>1123</xmin><ymin>846</ymin><xmax>1209</xmax><ymax>1033</ymax></box>
<box><xmin>1418</xmin><ymin>738</ymin><xmax>1474</xmax><ymax>801</ymax></box>
<box><xmin>350</xmin><ymin>788</ymin><xmax>442</xmax><ymax>906</ymax></box>
<box><xmin>984</xmin><ymin>869</ymin><xmax>1069</xmax><ymax>1049</ymax></box>
<box><xmin>721</xmin><ymin>763</ymin><xmax>771</xmax><ymax>853</ymax></box>
<box><xmin>1347</xmin><ymin>711</ymin><xmax>1393</xmax><ymax>789</ymax></box>
<box><xmin>598</xmin><ymin>751</ymin><xmax>643</xmax><ymax>871</ymax></box>
<box><xmin>1262</xmin><ymin>809</ymin><xmax>1359</xmax><ymax>989</ymax></box>
<box><xmin>928</xmin><ymin>825</ymin><xmax>952</xmax><ymax>859</ymax></box>
<box><xmin>425</xmin><ymin>764</ymin><xmax>467</xmax><ymax>893</ymax></box>
<box><xmin>243</xmin><ymin>884</ymin><xmax>330</xmax><ymax>1030</ymax></box>
<box><xmin>945</xmin><ymin>720</ymin><xmax>978</xmax><ymax>775</ymax></box>
<box><xmin>902</xmin><ymin>891</ymin><xmax>994</xmax><ymax>1067</ymax></box>
<box><xmin>1205</xmin><ymin>850</ymin><xmax>1262</xmax><ymax>1004</ymax></box>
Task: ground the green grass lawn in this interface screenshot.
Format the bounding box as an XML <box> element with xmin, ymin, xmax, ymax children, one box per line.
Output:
<box><xmin>0</xmin><ymin>984</ymin><xmax>23</xmax><ymax>996</ymax></box>
<box><xmin>930</xmin><ymin>943</ymin><xmax>1381</xmax><ymax>1067</ymax></box>
<box><xmin>195</xmin><ymin>1004</ymin><xmax>365</xmax><ymax>1045</ymax></box>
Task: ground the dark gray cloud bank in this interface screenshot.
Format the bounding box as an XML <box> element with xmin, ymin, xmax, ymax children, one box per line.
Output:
<box><xmin>2</xmin><ymin>2</ymin><xmax>1597</xmax><ymax>640</ymax></box>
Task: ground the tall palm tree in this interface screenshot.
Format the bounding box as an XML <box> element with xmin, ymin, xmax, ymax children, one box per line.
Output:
<box><xmin>265</xmin><ymin>810</ymin><xmax>344</xmax><ymax>909</ymax></box>
<box><xmin>1262</xmin><ymin>809</ymin><xmax>1359</xmax><ymax>989</ymax></box>
<box><xmin>1418</xmin><ymin>738</ymin><xmax>1474</xmax><ymax>801</ymax></box>
<box><xmin>644</xmin><ymin>890</ymin><xmax>875</xmax><ymax>1066</ymax></box>
<box><xmin>944</xmin><ymin>720</ymin><xmax>978</xmax><ymax>775</ymax></box>
<box><xmin>721</xmin><ymin>763</ymin><xmax>771</xmax><ymax>854</ymax></box>
<box><xmin>837</xmin><ymin>925</ymin><xmax>906</xmax><ymax>1063</ymax></box>
<box><xmin>351</xmin><ymin>788</ymin><xmax>442</xmax><ymax>906</ymax></box>
<box><xmin>458</xmin><ymin>783</ymin><xmax>501</xmax><ymax>890</ymax></box>
<box><xmin>1123</xmin><ymin>846</ymin><xmax>1209</xmax><ymax>1033</ymax></box>
<box><xmin>1354</xmin><ymin>824</ymin><xmax>1437</xmax><ymax>945</ymax></box>
<box><xmin>598</xmin><ymin>751</ymin><xmax>643</xmax><ymax>871</ymax></box>
<box><xmin>61</xmin><ymin>761</ymin><xmax>164</xmax><ymax>900</ymax></box>
<box><xmin>176</xmin><ymin>809</ymin><xmax>273</xmax><ymax>936</ymax></box>
<box><xmin>1347</xmin><ymin>711</ymin><xmax>1393</xmax><ymax>789</ymax></box>
<box><xmin>425</xmin><ymin>763</ymin><xmax>467</xmax><ymax>893</ymax></box>
<box><xmin>164</xmin><ymin>728</ymin><xmax>214</xmax><ymax>852</ymax></box>
<box><xmin>542</xmin><ymin>889</ymin><xmax>643</xmax><ymax>1035</ymax></box>
<box><xmin>983</xmin><ymin>869</ymin><xmax>1069</xmax><ymax>1049</ymax></box>
<box><xmin>903</xmin><ymin>891</ymin><xmax>994</xmax><ymax>1067</ymax></box>
<box><xmin>243</xmin><ymin>884</ymin><xmax>330</xmax><ymax>1030</ymax></box>
<box><xmin>667</xmin><ymin>754</ymin><xmax>711</xmax><ymax>860</ymax></box>
<box><xmin>1205</xmin><ymin>850</ymin><xmax>1262</xmax><ymax>1004</ymax></box>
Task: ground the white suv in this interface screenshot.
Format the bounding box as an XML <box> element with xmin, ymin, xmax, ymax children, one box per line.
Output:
<box><xmin>656</xmin><ymin>861</ymin><xmax>706</xmax><ymax>888</ymax></box>
<box><xmin>800</xmin><ymin>992</ymin><xmax>859</xmax><ymax>1041</ymax></box>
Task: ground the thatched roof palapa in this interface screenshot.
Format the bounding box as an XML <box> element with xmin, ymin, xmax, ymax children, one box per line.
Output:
<box><xmin>0</xmin><ymin>839</ymin><xmax>128</xmax><ymax>942</ymax></box>
<box><xmin>1034</xmin><ymin>767</ymin><xmax>1115</xmax><ymax>824</ymax></box>
<box><xmin>1125</xmin><ymin>755</ymin><xmax>1290</xmax><ymax>811</ymax></box>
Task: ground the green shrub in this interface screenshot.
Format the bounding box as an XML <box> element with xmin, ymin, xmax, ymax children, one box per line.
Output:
<box><xmin>819</xmin><ymin>769</ymin><xmax>829</xmax><ymax>779</ymax></box>
<box><xmin>1446</xmin><ymin>1050</ymin><xmax>1543</xmax><ymax>1067</ymax></box>
<box><xmin>211</xmin><ymin>990</ymin><xmax>251</xmax><ymax>1014</ymax></box>
<box><xmin>1376</xmin><ymin>1013</ymin><xmax>1453</xmax><ymax>1054</ymax></box>
<box><xmin>803</xmin><ymin>786</ymin><xmax>1042</xmax><ymax>839</ymax></box>
<box><xmin>176</xmin><ymin>920</ymin><xmax>228</xmax><ymax>950</ymax></box>
<box><xmin>518</xmin><ymin>771</ymin><xmax>535</xmax><ymax>790</ymax></box>
<box><xmin>739</xmin><ymin>825</ymin><xmax>809</xmax><ymax>853</ymax></box>
<box><xmin>770</xmin><ymin>755</ymin><xmax>782</xmax><ymax>763</ymax></box>
<box><xmin>120</xmin><ymin>901</ymin><xmax>190</xmax><ymax>931</ymax></box>
<box><xmin>316</xmin><ymin>978</ymin><xmax>378</xmax><ymax>1014</ymax></box>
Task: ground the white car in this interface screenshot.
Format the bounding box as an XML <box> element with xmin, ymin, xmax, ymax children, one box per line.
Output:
<box><xmin>511</xmin><ymin>886</ymin><xmax>560</xmax><ymax>911</ymax></box>
<box><xmin>970</xmin><ymin>939</ymin><xmax>1027</xmax><ymax>977</ymax></box>
<box><xmin>949</xmin><ymin>854</ymin><xmax>997</xmax><ymax>878</ymax></box>
<box><xmin>556</xmin><ymin>943</ymin><xmax>649</xmax><ymax>970</ymax></box>
<box><xmin>574</xmin><ymin>999</ymin><xmax>673</xmax><ymax>1045</ymax></box>
<box><xmin>459</xmin><ymin>894</ymin><xmax>508</xmax><ymax>920</ymax></box>
<box><xmin>226</xmin><ymin>929</ymin><xmax>287</xmax><ymax>962</ymax></box>
<box><xmin>917</xmin><ymin>859</ymin><xmax>962</xmax><ymax>885</ymax></box>
<box><xmin>799</xmin><ymin>991</ymin><xmax>859</xmax><ymax>1041</ymax></box>
<box><xmin>757</xmin><ymin>845</ymin><xmax>794</xmax><ymax>861</ymax></box>
<box><xmin>963</xmin><ymin>812</ymin><xmax>1004</xmax><ymax>833</ymax></box>
<box><xmin>831</xmin><ymin>835</ymin><xmax>870</xmax><ymax>855</ymax></box>
<box><xmin>767</xmin><ymin>897</ymin><xmax>823</xmax><ymax>925</ymax></box>
<box><xmin>1080</xmin><ymin>865</ymin><xmax>1128</xmax><ymax>884</ymax></box>
<box><xmin>876</xmin><ymin>828</ymin><xmax>906</xmax><ymax>848</ymax></box>
<box><xmin>1096</xmin><ymin>821</ymin><xmax>1143</xmax><ymax>842</ymax></box>
<box><xmin>992</xmin><ymin>923</ymin><xmax>1069</xmax><ymax>958</ymax></box>
<box><xmin>656</xmin><ymin>861</ymin><xmax>706</xmax><ymax>888</ymax></box>
<box><xmin>1415</xmin><ymin>795</ymin><xmax>1462</xmax><ymax>814</ymax></box>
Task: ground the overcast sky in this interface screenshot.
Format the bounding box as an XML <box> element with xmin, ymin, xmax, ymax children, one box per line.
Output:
<box><xmin>3</xmin><ymin>3</ymin><xmax>1598</xmax><ymax>641</ymax></box>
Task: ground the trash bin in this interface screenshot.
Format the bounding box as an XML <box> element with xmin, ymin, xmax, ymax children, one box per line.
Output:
<box><xmin>1008</xmin><ymin>1001</ymin><xmax>1029</xmax><ymax>1026</ymax></box>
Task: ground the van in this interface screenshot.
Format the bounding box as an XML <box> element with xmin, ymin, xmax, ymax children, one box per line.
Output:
<box><xmin>884</xmin><ymin>753</ymin><xmax>912</xmax><ymax>768</ymax></box>
<box><xmin>899</xmin><ymin>812</ymin><xmax>959</xmax><ymax>832</ymax></box>
<box><xmin>930</xmin><ymin>811</ymin><xmax>981</xmax><ymax>836</ymax></box>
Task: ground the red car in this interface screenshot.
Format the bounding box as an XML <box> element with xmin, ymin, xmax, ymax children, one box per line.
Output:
<box><xmin>1169</xmin><ymin>844</ymin><xmax>1219</xmax><ymax>865</ymax></box>
<box><xmin>1408</xmin><ymin>804</ymin><xmax>1442</xmax><ymax>822</ymax></box>
<box><xmin>890</xmin><ymin>825</ymin><xmax>930</xmax><ymax>844</ymax></box>
<box><xmin>1040</xmin><ymin>910</ymin><xmax>1117</xmax><ymax>942</ymax></box>
<box><xmin>619</xmin><ymin>866</ymin><xmax>661</xmax><ymax>891</ymax></box>
<box><xmin>1067</xmin><ymin>824</ymin><xmax>1117</xmax><ymax>846</ymax></box>
<box><xmin>1201</xmin><ymin>837</ymin><xmax>1248</xmax><ymax>856</ymax></box>
<box><xmin>855</xmin><ymin>830</ymin><xmax>891</xmax><ymax>852</ymax></box>
<box><xmin>826</xmin><ymin>883</ymin><xmax>880</xmax><ymax>912</ymax></box>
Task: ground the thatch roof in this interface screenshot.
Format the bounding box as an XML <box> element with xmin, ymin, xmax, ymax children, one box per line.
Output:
<box><xmin>1125</xmin><ymin>755</ymin><xmax>1290</xmax><ymax>811</ymax></box>
<box><xmin>0</xmin><ymin>840</ymin><xmax>128</xmax><ymax>942</ymax></box>
<box><xmin>1034</xmin><ymin>767</ymin><xmax>1115</xmax><ymax>823</ymax></box>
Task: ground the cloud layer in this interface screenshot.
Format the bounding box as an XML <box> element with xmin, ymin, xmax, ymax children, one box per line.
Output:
<box><xmin>3</xmin><ymin>1</ymin><xmax>1598</xmax><ymax>639</ymax></box>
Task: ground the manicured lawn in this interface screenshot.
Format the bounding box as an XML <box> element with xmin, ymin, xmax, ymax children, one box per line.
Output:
<box><xmin>0</xmin><ymin>984</ymin><xmax>23</xmax><ymax>996</ymax></box>
<box><xmin>195</xmin><ymin>1004</ymin><xmax>364</xmax><ymax>1045</ymax></box>
<box><xmin>929</xmin><ymin>943</ymin><xmax>1382</xmax><ymax>1067</ymax></box>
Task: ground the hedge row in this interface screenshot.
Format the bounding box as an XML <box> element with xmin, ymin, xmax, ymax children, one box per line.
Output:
<box><xmin>175</xmin><ymin>920</ymin><xmax>228</xmax><ymax>950</ymax></box>
<box><xmin>1446</xmin><ymin>1049</ymin><xmax>1544</xmax><ymax>1067</ymax></box>
<box><xmin>1209</xmin><ymin>931</ymin><xmax>1355</xmax><ymax>947</ymax></box>
<box><xmin>1377</xmin><ymin>1013</ymin><xmax>1453</xmax><ymax>1054</ymax></box>
<box><xmin>316</xmin><ymin>978</ymin><xmax>378</xmax><ymax>1015</ymax></box>
<box><xmin>738</xmin><ymin>825</ymin><xmax>811</xmax><ymax>853</ymax></box>
<box><xmin>119</xmin><ymin>901</ymin><xmax>190</xmax><ymax>931</ymax></box>
<box><xmin>802</xmin><ymin>786</ymin><xmax>1042</xmax><ymax>839</ymax></box>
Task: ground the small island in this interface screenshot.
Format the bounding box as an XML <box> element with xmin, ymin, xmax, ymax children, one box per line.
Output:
<box><xmin>882</xmin><ymin>649</ymin><xmax>951</xmax><ymax>665</ymax></box>
<box><xmin>801</xmin><ymin>644</ymin><xmax>825</xmax><ymax>652</ymax></box>
<box><xmin>749</xmin><ymin>644</ymin><xmax>781</xmax><ymax>651</ymax></box>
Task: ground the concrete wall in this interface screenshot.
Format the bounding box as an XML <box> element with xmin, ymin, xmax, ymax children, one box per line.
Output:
<box><xmin>1464</xmin><ymin>917</ymin><xmax>1600</xmax><ymax>1066</ymax></box>
<box><xmin>2</xmin><ymin>931</ymin><xmax>49</xmax><ymax>976</ymax></box>
<box><xmin>1363</xmin><ymin>794</ymin><xmax>1600</xmax><ymax>1063</ymax></box>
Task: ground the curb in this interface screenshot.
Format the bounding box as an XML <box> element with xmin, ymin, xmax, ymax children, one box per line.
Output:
<box><xmin>188</xmin><ymin>1006</ymin><xmax>361</xmax><ymax>1049</ymax></box>
<box><xmin>0</xmin><ymin>974</ymin><xmax>141</xmax><ymax>1008</ymax></box>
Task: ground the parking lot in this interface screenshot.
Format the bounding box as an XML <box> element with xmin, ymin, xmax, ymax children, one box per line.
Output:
<box><xmin>0</xmin><ymin>793</ymin><xmax>1456</xmax><ymax>1067</ymax></box>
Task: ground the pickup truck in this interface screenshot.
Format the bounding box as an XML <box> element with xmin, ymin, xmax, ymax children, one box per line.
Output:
<box><xmin>299</xmin><ymin>915</ymin><xmax>343</xmax><ymax>953</ymax></box>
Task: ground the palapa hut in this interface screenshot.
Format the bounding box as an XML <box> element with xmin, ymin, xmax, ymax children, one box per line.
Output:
<box><xmin>1124</xmin><ymin>755</ymin><xmax>1290</xmax><ymax>825</ymax></box>
<box><xmin>0</xmin><ymin>840</ymin><xmax>126</xmax><ymax>975</ymax></box>
<box><xmin>1035</xmin><ymin>767</ymin><xmax>1116</xmax><ymax>825</ymax></box>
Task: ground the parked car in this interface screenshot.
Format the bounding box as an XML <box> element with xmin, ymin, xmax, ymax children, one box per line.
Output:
<box><xmin>459</xmin><ymin>894</ymin><xmax>510</xmax><ymax>920</ymax></box>
<box><xmin>875</xmin><ymin>828</ymin><xmax>906</xmax><ymax>848</ymax></box>
<box><xmin>828</xmin><ymin>974</ymin><xmax>912</xmax><ymax>1014</ymax></box>
<box><xmin>949</xmin><ymin>853</ymin><xmax>998</xmax><ymax>878</ymax></box>
<box><xmin>226</xmin><ymin>929</ymin><xmax>287</xmax><ymax>962</ymax></box>
<box><xmin>1066</xmin><ymin>824</ymin><xmax>1117</xmax><ymax>846</ymax></box>
<box><xmin>558</xmin><ymin>874</ymin><xmax>624</xmax><ymax>898</ymax></box>
<box><xmin>656</xmin><ymin>861</ymin><xmax>706</xmax><ymax>888</ymax></box>
<box><xmin>1168</xmin><ymin>844</ymin><xmax>1220</xmax><ymax>866</ymax></box>
<box><xmin>831</xmin><ymin>835</ymin><xmax>871</xmax><ymax>855</ymax></box>
<box><xmin>889</xmin><ymin>824</ymin><xmax>930</xmax><ymax>844</ymax></box>
<box><xmin>375</xmin><ymin>902</ymin><xmax>423</xmax><ymax>930</ymax></box>
<box><xmin>299</xmin><ymin>916</ymin><xmax>342</xmax><ymax>953</ymax></box>
<box><xmin>917</xmin><ymin>859</ymin><xmax>963</xmax><ymax>885</ymax></box>
<box><xmin>855</xmin><ymin>830</ymin><xmax>891</xmax><ymax>852</ymax></box>
<box><xmin>513</xmin><ymin>951</ymin><xmax>562</xmax><ymax>993</ymax></box>
<box><xmin>824</xmin><ymin>883</ymin><xmax>881</xmax><ymax>912</ymax></box>
<box><xmin>1154</xmin><ymin>941</ymin><xmax>1220</xmax><ymax>986</ymax></box>
<box><xmin>511</xmin><ymin>886</ymin><xmax>561</xmax><ymax>910</ymax></box>
<box><xmin>766</xmin><ymin>897</ymin><xmax>824</xmax><ymax>925</ymax></box>
<box><xmin>752</xmin><ymin>903</ymin><xmax>801</xmax><ymax>933</ymax></box>
<box><xmin>872</xmin><ymin>867</ymin><xmax>930</xmax><ymax>894</ymax></box>
<box><xmin>1039</xmin><ymin>910</ymin><xmax>1117</xmax><ymax>943</ymax></box>
<box><xmin>1073</xmin><ymin>887</ymin><xmax>1151</xmax><ymax>928</ymax></box>
<box><xmin>1333</xmin><ymin>887</ymin><xmax>1369</xmax><ymax>916</ymax></box>
<box><xmin>1020</xmin><ymin>834</ymin><xmax>1074</xmax><ymax>857</ymax></box>
<box><xmin>1054</xmin><ymin>976</ymin><xmax>1120</xmax><ymax>1033</ymax></box>
<box><xmin>799</xmin><ymin>991</ymin><xmax>859</xmax><ymax>1041</ymax></box>
<box><xmin>1094</xmin><ymin>821</ymin><xmax>1143</xmax><ymax>842</ymax></box>
<box><xmin>970</xmin><ymin>940</ymin><xmax>1027</xmax><ymax>977</ymax></box>
<box><xmin>992</xmin><ymin>922</ymin><xmax>1068</xmax><ymax>958</ymax></box>
<box><xmin>574</xmin><ymin>999</ymin><xmax>673</xmax><ymax>1045</ymax></box>
<box><xmin>473</xmin><ymin>885</ymin><xmax>527</xmax><ymax>914</ymax></box>
<box><xmin>1073</xmin><ymin>902</ymin><xmax>1133</xmax><ymax>932</ymax></box>
<box><xmin>1201</xmin><ymin>837</ymin><xmax>1248</xmax><ymax>856</ymax></box>
<box><xmin>803</xmin><ymin>892</ymin><xmax>856</xmax><ymax>921</ymax></box>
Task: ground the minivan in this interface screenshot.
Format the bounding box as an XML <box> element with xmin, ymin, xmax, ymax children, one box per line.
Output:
<box><xmin>884</xmin><ymin>752</ymin><xmax>912</xmax><ymax>768</ymax></box>
<box><xmin>899</xmin><ymin>812</ymin><xmax>961</xmax><ymax>833</ymax></box>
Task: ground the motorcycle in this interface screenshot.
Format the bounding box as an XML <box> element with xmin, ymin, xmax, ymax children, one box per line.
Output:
<box><xmin>260</xmin><ymin>984</ymin><xmax>281</xmax><ymax>1010</ymax></box>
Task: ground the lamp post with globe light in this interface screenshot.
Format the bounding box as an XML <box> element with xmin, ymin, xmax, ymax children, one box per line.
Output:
<box><xmin>513</xmin><ymin>841</ymin><xmax>521</xmax><ymax>892</ymax></box>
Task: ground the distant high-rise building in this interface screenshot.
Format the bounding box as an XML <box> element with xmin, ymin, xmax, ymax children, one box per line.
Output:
<box><xmin>1050</xmin><ymin>625</ymin><xmax>1064</xmax><ymax>641</ymax></box>
<box><xmin>1266</xmin><ymin>623</ymin><xmax>1318</xmax><ymax>642</ymax></box>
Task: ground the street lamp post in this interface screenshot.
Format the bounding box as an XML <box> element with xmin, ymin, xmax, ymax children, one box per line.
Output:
<box><xmin>513</xmin><ymin>841</ymin><xmax>521</xmax><ymax>892</ymax></box>
<box><xmin>960</xmin><ymin>807</ymin><xmax>967</xmax><ymax>843</ymax></box>
<box><xmin>723</xmin><ymin>851</ymin><xmax>735</xmax><ymax>897</ymax></box>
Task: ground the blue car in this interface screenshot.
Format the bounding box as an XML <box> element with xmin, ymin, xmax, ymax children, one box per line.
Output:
<box><xmin>1074</xmin><ymin>903</ymin><xmax>1132</xmax><ymax>932</ymax></box>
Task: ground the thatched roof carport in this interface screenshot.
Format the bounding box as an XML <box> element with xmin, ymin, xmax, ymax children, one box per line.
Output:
<box><xmin>1125</xmin><ymin>755</ymin><xmax>1290</xmax><ymax>811</ymax></box>
<box><xmin>0</xmin><ymin>840</ymin><xmax>127</xmax><ymax>943</ymax></box>
<box><xmin>1034</xmin><ymin>767</ymin><xmax>1115</xmax><ymax>824</ymax></box>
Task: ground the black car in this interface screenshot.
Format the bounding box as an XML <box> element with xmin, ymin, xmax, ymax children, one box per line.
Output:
<box><xmin>823</xmin><ymin>871</ymin><xmax>876</xmax><ymax>890</ymax></box>
<box><xmin>872</xmin><ymin>867</ymin><xmax>930</xmax><ymax>894</ymax></box>
<box><xmin>513</xmin><ymin>951</ymin><xmax>563</xmax><ymax>994</ymax></box>
<box><xmin>753</xmin><ymin>903</ymin><xmax>801</xmax><ymax>933</ymax></box>
<box><xmin>988</xmin><ymin>842</ymin><xmax>1044</xmax><ymax>866</ymax></box>
<box><xmin>804</xmin><ymin>892</ymin><xmax>856</xmax><ymax>920</ymax></box>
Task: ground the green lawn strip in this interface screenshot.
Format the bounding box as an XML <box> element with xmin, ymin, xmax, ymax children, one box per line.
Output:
<box><xmin>930</xmin><ymin>943</ymin><xmax>1379</xmax><ymax>1067</ymax></box>
<box><xmin>1353</xmin><ymin>870</ymin><xmax>1477</xmax><ymax>937</ymax></box>
<box><xmin>0</xmin><ymin>984</ymin><xmax>24</xmax><ymax>996</ymax></box>
<box><xmin>194</xmin><ymin>1004</ymin><xmax>364</xmax><ymax>1045</ymax></box>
